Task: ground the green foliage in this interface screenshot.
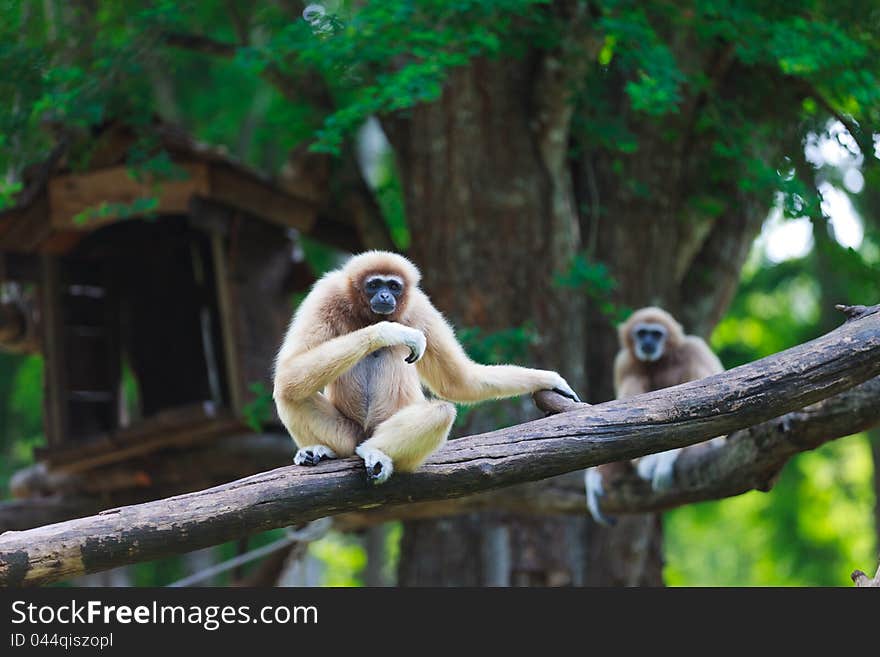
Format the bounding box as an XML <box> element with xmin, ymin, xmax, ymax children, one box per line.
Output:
<box><xmin>73</xmin><ymin>196</ymin><xmax>160</xmax><ymax>225</ymax></box>
<box><xmin>292</xmin><ymin>0</ymin><xmax>552</xmax><ymax>153</ymax></box>
<box><xmin>458</xmin><ymin>325</ymin><xmax>536</xmax><ymax>366</ymax></box>
<box><xmin>599</xmin><ymin>4</ymin><xmax>685</xmax><ymax>116</ymax></box>
<box><xmin>242</xmin><ymin>381</ymin><xmax>274</xmax><ymax>433</ymax></box>
<box><xmin>454</xmin><ymin>324</ymin><xmax>539</xmax><ymax>429</ymax></box>
<box><xmin>372</xmin><ymin>151</ymin><xmax>410</xmax><ymax>250</ymax></box>
<box><xmin>0</xmin><ymin>355</ymin><xmax>45</xmax><ymax>495</ymax></box>
<box><xmin>299</xmin><ymin>235</ymin><xmax>348</xmax><ymax>277</ymax></box>
<box><xmin>555</xmin><ymin>253</ymin><xmax>630</xmax><ymax>322</ymax></box>
<box><xmin>668</xmin><ymin>212</ymin><xmax>879</xmax><ymax>586</ymax></box>
<box><xmin>309</xmin><ymin>531</ymin><xmax>367</xmax><ymax>586</ymax></box>
<box><xmin>0</xmin><ymin>180</ymin><xmax>23</xmax><ymax>211</ymax></box>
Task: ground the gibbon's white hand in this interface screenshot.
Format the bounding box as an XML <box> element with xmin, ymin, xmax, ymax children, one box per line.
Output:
<box><xmin>375</xmin><ymin>322</ymin><xmax>426</xmax><ymax>364</ymax></box>
<box><xmin>548</xmin><ymin>373</ymin><xmax>581</xmax><ymax>403</ymax></box>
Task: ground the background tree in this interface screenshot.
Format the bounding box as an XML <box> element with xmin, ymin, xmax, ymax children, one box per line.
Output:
<box><xmin>0</xmin><ymin>0</ymin><xmax>878</xmax><ymax>585</ymax></box>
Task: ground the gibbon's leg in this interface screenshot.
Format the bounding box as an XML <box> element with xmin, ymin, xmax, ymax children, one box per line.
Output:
<box><xmin>279</xmin><ymin>392</ymin><xmax>365</xmax><ymax>465</ymax></box>
<box><xmin>355</xmin><ymin>400</ymin><xmax>457</xmax><ymax>484</ymax></box>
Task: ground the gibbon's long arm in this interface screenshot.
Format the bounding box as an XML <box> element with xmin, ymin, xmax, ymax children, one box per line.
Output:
<box><xmin>412</xmin><ymin>291</ymin><xmax>578</xmax><ymax>403</ymax></box>
<box><xmin>682</xmin><ymin>337</ymin><xmax>724</xmax><ymax>380</ymax></box>
<box><xmin>613</xmin><ymin>351</ymin><xmax>647</xmax><ymax>399</ymax></box>
<box><xmin>274</xmin><ymin>322</ymin><xmax>424</xmax><ymax>403</ymax></box>
<box><xmin>274</xmin><ymin>326</ymin><xmax>385</xmax><ymax>402</ymax></box>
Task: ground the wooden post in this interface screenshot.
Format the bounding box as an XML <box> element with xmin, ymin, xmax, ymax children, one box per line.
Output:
<box><xmin>39</xmin><ymin>254</ymin><xmax>67</xmax><ymax>448</ymax></box>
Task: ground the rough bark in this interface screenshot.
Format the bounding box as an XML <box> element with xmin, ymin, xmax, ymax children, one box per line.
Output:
<box><xmin>7</xmin><ymin>374</ymin><xmax>877</xmax><ymax>536</ymax></box>
<box><xmin>1</xmin><ymin>433</ymin><xmax>296</xmax><ymax>533</ymax></box>
<box><xmin>387</xmin><ymin>53</ymin><xmax>589</xmax><ymax>586</ymax></box>
<box><xmin>335</xmin><ymin>375</ymin><xmax>880</xmax><ymax>526</ymax></box>
<box><xmin>2</xmin><ymin>303</ymin><xmax>877</xmax><ymax>587</ymax></box>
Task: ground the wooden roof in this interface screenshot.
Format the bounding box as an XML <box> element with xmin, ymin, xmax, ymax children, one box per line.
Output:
<box><xmin>0</xmin><ymin>122</ymin><xmax>361</xmax><ymax>254</ymax></box>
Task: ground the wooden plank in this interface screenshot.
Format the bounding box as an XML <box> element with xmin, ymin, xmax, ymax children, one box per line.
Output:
<box><xmin>47</xmin><ymin>416</ymin><xmax>244</xmax><ymax>475</ymax></box>
<box><xmin>0</xmin><ymin>193</ymin><xmax>52</xmax><ymax>252</ymax></box>
<box><xmin>39</xmin><ymin>255</ymin><xmax>67</xmax><ymax>448</ymax></box>
<box><xmin>61</xmin><ymin>260</ymin><xmax>120</xmax><ymax>441</ymax></box>
<box><xmin>36</xmin><ymin>401</ymin><xmax>220</xmax><ymax>459</ymax></box>
<box><xmin>36</xmin><ymin>403</ymin><xmax>245</xmax><ymax>473</ymax></box>
<box><xmin>1</xmin><ymin>433</ymin><xmax>295</xmax><ymax>533</ymax></box>
<box><xmin>39</xmin><ymin>231</ymin><xmax>84</xmax><ymax>254</ymax></box>
<box><xmin>48</xmin><ymin>417</ymin><xmax>244</xmax><ymax>475</ymax></box>
<box><xmin>210</xmin><ymin>231</ymin><xmax>244</xmax><ymax>415</ymax></box>
<box><xmin>48</xmin><ymin>162</ymin><xmax>209</xmax><ymax>231</ymax></box>
<box><xmin>208</xmin><ymin>162</ymin><xmax>318</xmax><ymax>233</ymax></box>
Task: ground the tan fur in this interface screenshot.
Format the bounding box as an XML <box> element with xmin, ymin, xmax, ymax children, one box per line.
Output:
<box><xmin>613</xmin><ymin>306</ymin><xmax>722</xmax><ymax>398</ymax></box>
<box><xmin>273</xmin><ymin>251</ymin><xmax>576</xmax><ymax>477</ymax></box>
<box><xmin>613</xmin><ymin>306</ymin><xmax>724</xmax><ymax>477</ymax></box>
<box><xmin>586</xmin><ymin>306</ymin><xmax>724</xmax><ymax>522</ymax></box>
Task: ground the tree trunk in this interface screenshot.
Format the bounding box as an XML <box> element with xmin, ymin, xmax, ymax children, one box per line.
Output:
<box><xmin>388</xmin><ymin>59</ymin><xmax>590</xmax><ymax>586</ymax></box>
<box><xmin>383</xmin><ymin>41</ymin><xmax>778</xmax><ymax>584</ymax></box>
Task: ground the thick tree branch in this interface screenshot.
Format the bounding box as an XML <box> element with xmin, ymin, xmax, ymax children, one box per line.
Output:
<box><xmin>336</xmin><ymin>375</ymin><xmax>880</xmax><ymax>527</ymax></box>
<box><xmin>597</xmin><ymin>374</ymin><xmax>880</xmax><ymax>514</ymax></box>
<box><xmin>5</xmin><ymin>376</ymin><xmax>877</xmax><ymax>533</ymax></box>
<box><xmin>1</xmin><ymin>304</ymin><xmax>879</xmax><ymax>586</ymax></box>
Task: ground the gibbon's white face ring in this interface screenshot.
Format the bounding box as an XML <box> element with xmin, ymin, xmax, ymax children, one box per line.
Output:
<box><xmin>634</xmin><ymin>345</ymin><xmax>663</xmax><ymax>362</ymax></box>
<box><xmin>632</xmin><ymin>322</ymin><xmax>668</xmax><ymax>362</ymax></box>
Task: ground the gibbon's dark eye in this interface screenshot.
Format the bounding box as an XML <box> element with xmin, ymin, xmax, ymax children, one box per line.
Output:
<box><xmin>365</xmin><ymin>279</ymin><xmax>380</xmax><ymax>292</ymax></box>
<box><xmin>388</xmin><ymin>280</ymin><xmax>402</xmax><ymax>293</ymax></box>
<box><xmin>649</xmin><ymin>330</ymin><xmax>664</xmax><ymax>340</ymax></box>
<box><xmin>635</xmin><ymin>328</ymin><xmax>649</xmax><ymax>339</ymax></box>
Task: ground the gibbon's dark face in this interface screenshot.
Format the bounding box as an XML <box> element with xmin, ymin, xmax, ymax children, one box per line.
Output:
<box><xmin>364</xmin><ymin>274</ymin><xmax>404</xmax><ymax>315</ymax></box>
<box><xmin>632</xmin><ymin>322</ymin><xmax>668</xmax><ymax>362</ymax></box>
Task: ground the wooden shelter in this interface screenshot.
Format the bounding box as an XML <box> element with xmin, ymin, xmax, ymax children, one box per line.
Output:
<box><xmin>0</xmin><ymin>122</ymin><xmax>370</xmax><ymax>495</ymax></box>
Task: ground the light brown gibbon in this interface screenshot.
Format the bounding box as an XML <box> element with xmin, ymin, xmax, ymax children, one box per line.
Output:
<box><xmin>585</xmin><ymin>306</ymin><xmax>724</xmax><ymax>525</ymax></box>
<box><xmin>273</xmin><ymin>251</ymin><xmax>580</xmax><ymax>484</ymax></box>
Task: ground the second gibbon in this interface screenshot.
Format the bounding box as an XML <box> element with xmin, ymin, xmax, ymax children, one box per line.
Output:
<box><xmin>273</xmin><ymin>250</ymin><xmax>580</xmax><ymax>484</ymax></box>
<box><xmin>585</xmin><ymin>306</ymin><xmax>724</xmax><ymax>524</ymax></box>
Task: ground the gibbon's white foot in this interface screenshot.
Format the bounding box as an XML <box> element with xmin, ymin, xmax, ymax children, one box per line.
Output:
<box><xmin>356</xmin><ymin>444</ymin><xmax>394</xmax><ymax>485</ymax></box>
<box><xmin>375</xmin><ymin>322</ymin><xmax>426</xmax><ymax>363</ymax></box>
<box><xmin>294</xmin><ymin>445</ymin><xmax>338</xmax><ymax>466</ymax></box>
<box><xmin>584</xmin><ymin>468</ymin><xmax>615</xmax><ymax>526</ymax></box>
<box><xmin>636</xmin><ymin>449</ymin><xmax>680</xmax><ymax>491</ymax></box>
